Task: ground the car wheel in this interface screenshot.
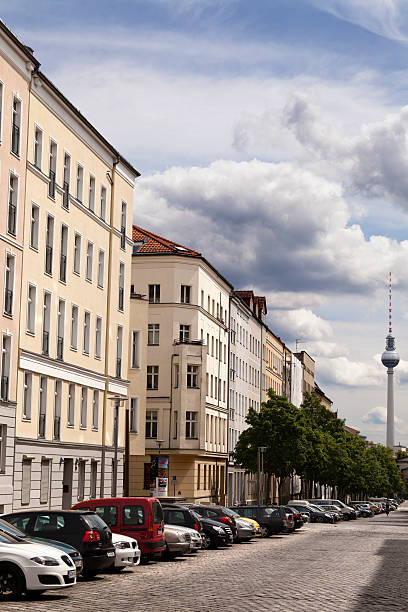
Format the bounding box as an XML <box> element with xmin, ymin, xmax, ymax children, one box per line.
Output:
<box><xmin>0</xmin><ymin>563</ymin><xmax>26</xmax><ymax>597</ymax></box>
<box><xmin>82</xmin><ymin>570</ymin><xmax>99</xmax><ymax>579</ymax></box>
<box><xmin>259</xmin><ymin>525</ymin><xmax>271</xmax><ymax>538</ymax></box>
<box><xmin>201</xmin><ymin>534</ymin><xmax>212</xmax><ymax>550</ymax></box>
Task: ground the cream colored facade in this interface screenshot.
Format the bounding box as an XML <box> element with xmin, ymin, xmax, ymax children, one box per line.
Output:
<box><xmin>264</xmin><ymin>328</ymin><xmax>284</xmax><ymax>397</ymax></box>
<box><xmin>0</xmin><ymin>26</ymin><xmax>36</xmax><ymax>512</ymax></box>
<box><xmin>13</xmin><ymin>67</ymin><xmax>138</xmax><ymax>509</ymax></box>
<box><xmin>129</xmin><ymin>246</ymin><xmax>230</xmax><ymax>503</ymax></box>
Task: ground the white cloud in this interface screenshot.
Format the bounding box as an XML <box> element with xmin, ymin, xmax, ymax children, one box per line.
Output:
<box><xmin>317</xmin><ymin>356</ymin><xmax>383</xmax><ymax>387</ymax></box>
<box><xmin>269</xmin><ymin>309</ymin><xmax>333</xmax><ymax>342</ymax></box>
<box><xmin>362</xmin><ymin>406</ymin><xmax>387</xmax><ymax>424</ymax></box>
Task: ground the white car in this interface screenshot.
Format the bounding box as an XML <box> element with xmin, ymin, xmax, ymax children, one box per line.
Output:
<box><xmin>0</xmin><ymin>530</ymin><xmax>76</xmax><ymax>596</ymax></box>
<box><xmin>164</xmin><ymin>524</ymin><xmax>202</xmax><ymax>553</ymax></box>
<box><xmin>110</xmin><ymin>533</ymin><xmax>141</xmax><ymax>570</ymax></box>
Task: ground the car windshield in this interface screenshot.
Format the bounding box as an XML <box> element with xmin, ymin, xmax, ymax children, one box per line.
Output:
<box><xmin>309</xmin><ymin>504</ymin><xmax>324</xmax><ymax>512</ymax></box>
<box><xmin>0</xmin><ymin>531</ymin><xmax>23</xmax><ymax>544</ymax></box>
<box><xmin>0</xmin><ymin>519</ymin><xmax>27</xmax><ymax>540</ymax></box>
<box><xmin>220</xmin><ymin>507</ymin><xmax>235</xmax><ymax>517</ymax></box>
<box><xmin>227</xmin><ymin>509</ymin><xmax>240</xmax><ymax>518</ymax></box>
<box><xmin>190</xmin><ymin>511</ymin><xmax>202</xmax><ymax>521</ymax></box>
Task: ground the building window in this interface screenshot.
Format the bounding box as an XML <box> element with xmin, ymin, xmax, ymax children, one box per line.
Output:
<box><xmin>73</xmin><ymin>233</ymin><xmax>81</xmax><ymax>275</ymax></box>
<box><xmin>0</xmin><ymin>336</ymin><xmax>11</xmax><ymax>402</ymax></box>
<box><xmin>145</xmin><ymin>411</ymin><xmax>158</xmax><ymax>439</ymax></box>
<box><xmin>90</xmin><ymin>460</ymin><xmax>97</xmax><ymax>498</ymax></box>
<box><xmin>68</xmin><ymin>383</ymin><xmax>75</xmax><ymax>426</ymax></box>
<box><xmin>95</xmin><ymin>316</ymin><xmax>102</xmax><ymax>359</ymax></box>
<box><xmin>149</xmin><ymin>284</ymin><xmax>160</xmax><ymax>303</ymax></box>
<box><xmin>30</xmin><ymin>204</ymin><xmax>39</xmax><ymax>249</ymax></box>
<box><xmin>34</xmin><ymin>126</ymin><xmax>43</xmax><ymax>169</ymax></box>
<box><xmin>88</xmin><ymin>174</ymin><xmax>95</xmax><ymax>211</ymax></box>
<box><xmin>179</xmin><ymin>325</ymin><xmax>190</xmax><ymax>342</ymax></box>
<box><xmin>4</xmin><ymin>254</ymin><xmax>15</xmax><ymax>317</ymax></box>
<box><xmin>83</xmin><ymin>311</ymin><xmax>90</xmax><ymax>355</ymax></box>
<box><xmin>187</xmin><ymin>365</ymin><xmax>199</xmax><ymax>388</ymax></box>
<box><xmin>78</xmin><ymin>460</ymin><xmax>85</xmax><ymax>501</ymax></box>
<box><xmin>63</xmin><ymin>152</ymin><xmax>71</xmax><ymax>208</ymax></box>
<box><xmin>21</xmin><ymin>459</ymin><xmax>32</xmax><ymax>505</ymax></box>
<box><xmin>57</xmin><ymin>299</ymin><xmax>65</xmax><ymax>360</ymax></box>
<box><xmin>80</xmin><ymin>387</ymin><xmax>87</xmax><ymax>428</ymax></box>
<box><xmin>92</xmin><ymin>390</ymin><xmax>99</xmax><ymax>430</ymax></box>
<box><xmin>174</xmin><ymin>364</ymin><xmax>179</xmax><ymax>388</ymax></box>
<box><xmin>39</xmin><ymin>457</ymin><xmax>49</xmax><ymax>503</ymax></box>
<box><xmin>97</xmin><ymin>250</ymin><xmax>105</xmax><ymax>288</ymax></box>
<box><xmin>86</xmin><ymin>242</ymin><xmax>93</xmax><ymax>281</ymax></box>
<box><xmin>130</xmin><ymin>397</ymin><xmax>139</xmax><ymax>433</ymax></box>
<box><xmin>23</xmin><ymin>372</ymin><xmax>32</xmax><ymax>420</ymax></box>
<box><xmin>76</xmin><ymin>164</ymin><xmax>83</xmax><ymax>202</ymax></box>
<box><xmin>148</xmin><ymin>324</ymin><xmax>159</xmax><ymax>346</ymax></box>
<box><xmin>131</xmin><ymin>330</ymin><xmax>141</xmax><ymax>368</ymax></box>
<box><xmin>147</xmin><ymin>366</ymin><xmax>159</xmax><ymax>390</ymax></box>
<box><xmin>201</xmin><ymin>290</ymin><xmax>204</xmax><ymax>307</ymax></box>
<box><xmin>42</xmin><ymin>292</ymin><xmax>51</xmax><ymax>355</ymax></box>
<box><xmin>173</xmin><ymin>410</ymin><xmax>178</xmax><ymax>439</ymax></box>
<box><xmin>59</xmin><ymin>224</ymin><xmax>68</xmax><ymax>282</ymax></box>
<box><xmin>118</xmin><ymin>262</ymin><xmax>125</xmax><ymax>311</ymax></box>
<box><xmin>100</xmin><ymin>186</ymin><xmax>107</xmax><ymax>221</ymax></box>
<box><xmin>38</xmin><ymin>376</ymin><xmax>47</xmax><ymax>438</ymax></box>
<box><xmin>116</xmin><ymin>326</ymin><xmax>123</xmax><ymax>378</ymax></box>
<box><xmin>186</xmin><ymin>411</ymin><xmax>197</xmax><ymax>439</ymax></box>
<box><xmin>71</xmin><ymin>304</ymin><xmax>79</xmax><ymax>350</ymax></box>
<box><xmin>181</xmin><ymin>285</ymin><xmax>191</xmax><ymax>304</ymax></box>
<box><xmin>8</xmin><ymin>173</ymin><xmax>18</xmax><ymax>236</ymax></box>
<box><xmin>48</xmin><ymin>139</ymin><xmax>57</xmax><ymax>198</ymax></box>
<box><xmin>11</xmin><ymin>96</ymin><xmax>21</xmax><ymax>156</ymax></box>
<box><xmin>0</xmin><ymin>83</ymin><xmax>3</xmax><ymax>142</ymax></box>
<box><xmin>45</xmin><ymin>215</ymin><xmax>54</xmax><ymax>275</ymax></box>
<box><xmin>53</xmin><ymin>380</ymin><xmax>62</xmax><ymax>440</ymax></box>
<box><xmin>120</xmin><ymin>202</ymin><xmax>127</xmax><ymax>249</ymax></box>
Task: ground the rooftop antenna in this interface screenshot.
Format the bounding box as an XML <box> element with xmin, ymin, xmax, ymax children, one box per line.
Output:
<box><xmin>295</xmin><ymin>339</ymin><xmax>301</xmax><ymax>351</ymax></box>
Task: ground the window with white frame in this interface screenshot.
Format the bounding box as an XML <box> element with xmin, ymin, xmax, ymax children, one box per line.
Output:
<box><xmin>63</xmin><ymin>152</ymin><xmax>71</xmax><ymax>208</ymax></box>
<box><xmin>38</xmin><ymin>376</ymin><xmax>47</xmax><ymax>438</ymax></box>
<box><xmin>118</xmin><ymin>262</ymin><xmax>125</xmax><ymax>311</ymax></box>
<box><xmin>45</xmin><ymin>215</ymin><xmax>54</xmax><ymax>275</ymax></box>
<box><xmin>11</xmin><ymin>96</ymin><xmax>21</xmax><ymax>156</ymax></box>
<box><xmin>48</xmin><ymin>139</ymin><xmax>57</xmax><ymax>199</ymax></box>
<box><xmin>23</xmin><ymin>372</ymin><xmax>32</xmax><ymax>420</ymax></box>
<box><xmin>68</xmin><ymin>383</ymin><xmax>75</xmax><ymax>426</ymax></box>
<box><xmin>88</xmin><ymin>174</ymin><xmax>95</xmax><ymax>211</ymax></box>
<box><xmin>26</xmin><ymin>284</ymin><xmax>36</xmax><ymax>335</ymax></box>
<box><xmin>92</xmin><ymin>390</ymin><xmax>99</xmax><ymax>430</ymax></box>
<box><xmin>86</xmin><ymin>242</ymin><xmax>93</xmax><ymax>281</ymax></box>
<box><xmin>4</xmin><ymin>254</ymin><xmax>15</xmax><ymax>317</ymax></box>
<box><xmin>0</xmin><ymin>335</ymin><xmax>11</xmax><ymax>401</ymax></box>
<box><xmin>80</xmin><ymin>387</ymin><xmax>87</xmax><ymax>428</ymax></box>
<box><xmin>76</xmin><ymin>164</ymin><xmax>84</xmax><ymax>202</ymax></box>
<box><xmin>34</xmin><ymin>126</ymin><xmax>43</xmax><ymax>169</ymax></box>
<box><xmin>42</xmin><ymin>292</ymin><xmax>51</xmax><ymax>356</ymax></box>
<box><xmin>120</xmin><ymin>202</ymin><xmax>127</xmax><ymax>249</ymax></box>
<box><xmin>148</xmin><ymin>324</ymin><xmax>159</xmax><ymax>346</ymax></box>
<box><xmin>187</xmin><ymin>365</ymin><xmax>199</xmax><ymax>389</ymax></box>
<box><xmin>83</xmin><ymin>311</ymin><xmax>90</xmax><ymax>355</ymax></box>
<box><xmin>148</xmin><ymin>284</ymin><xmax>160</xmax><ymax>303</ymax></box>
<box><xmin>59</xmin><ymin>224</ymin><xmax>68</xmax><ymax>282</ymax></box>
<box><xmin>71</xmin><ymin>304</ymin><xmax>78</xmax><ymax>350</ymax></box>
<box><xmin>97</xmin><ymin>250</ymin><xmax>105</xmax><ymax>288</ymax></box>
<box><xmin>53</xmin><ymin>380</ymin><xmax>62</xmax><ymax>440</ymax></box>
<box><xmin>21</xmin><ymin>458</ymin><xmax>32</xmax><ymax>504</ymax></box>
<box><xmin>8</xmin><ymin>172</ymin><xmax>18</xmax><ymax>236</ymax></box>
<box><xmin>179</xmin><ymin>324</ymin><xmax>190</xmax><ymax>342</ymax></box>
<box><xmin>78</xmin><ymin>460</ymin><xmax>85</xmax><ymax>500</ymax></box>
<box><xmin>57</xmin><ymin>299</ymin><xmax>65</xmax><ymax>360</ymax></box>
<box><xmin>100</xmin><ymin>185</ymin><xmax>107</xmax><ymax>220</ymax></box>
<box><xmin>185</xmin><ymin>411</ymin><xmax>198</xmax><ymax>439</ymax></box>
<box><xmin>95</xmin><ymin>316</ymin><xmax>102</xmax><ymax>359</ymax></box>
<box><xmin>130</xmin><ymin>397</ymin><xmax>139</xmax><ymax>433</ymax></box>
<box><xmin>131</xmin><ymin>330</ymin><xmax>141</xmax><ymax>368</ymax></box>
<box><xmin>30</xmin><ymin>204</ymin><xmax>39</xmax><ymax>249</ymax></box>
<box><xmin>116</xmin><ymin>326</ymin><xmax>123</xmax><ymax>378</ymax></box>
<box><xmin>145</xmin><ymin>410</ymin><xmax>157</xmax><ymax>438</ymax></box>
<box><xmin>40</xmin><ymin>458</ymin><xmax>50</xmax><ymax>504</ymax></box>
<box><xmin>180</xmin><ymin>285</ymin><xmax>191</xmax><ymax>304</ymax></box>
<box><xmin>147</xmin><ymin>366</ymin><xmax>159</xmax><ymax>390</ymax></box>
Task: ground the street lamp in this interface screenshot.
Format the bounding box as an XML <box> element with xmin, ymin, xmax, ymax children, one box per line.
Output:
<box><xmin>257</xmin><ymin>446</ymin><xmax>266</xmax><ymax>505</ymax></box>
<box><xmin>108</xmin><ymin>395</ymin><xmax>127</xmax><ymax>498</ymax></box>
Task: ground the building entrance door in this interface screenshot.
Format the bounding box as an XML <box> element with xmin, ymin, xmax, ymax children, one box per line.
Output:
<box><xmin>62</xmin><ymin>458</ymin><xmax>73</xmax><ymax>509</ymax></box>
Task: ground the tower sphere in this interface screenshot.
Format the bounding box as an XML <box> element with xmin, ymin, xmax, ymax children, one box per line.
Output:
<box><xmin>381</xmin><ymin>334</ymin><xmax>400</xmax><ymax>369</ymax></box>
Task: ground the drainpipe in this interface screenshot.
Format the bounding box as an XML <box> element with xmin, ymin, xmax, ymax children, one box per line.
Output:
<box><xmin>100</xmin><ymin>157</ymin><xmax>118</xmax><ymax>497</ymax></box>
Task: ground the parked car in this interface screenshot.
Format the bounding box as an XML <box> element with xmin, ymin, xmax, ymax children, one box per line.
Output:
<box><xmin>163</xmin><ymin>525</ymin><xmax>193</xmax><ymax>559</ymax></box>
<box><xmin>110</xmin><ymin>532</ymin><xmax>141</xmax><ymax>571</ymax></box>
<box><xmin>3</xmin><ymin>510</ymin><xmax>115</xmax><ymax>577</ymax></box>
<box><xmin>72</xmin><ymin>497</ymin><xmax>166</xmax><ymax>563</ymax></box>
<box><xmin>234</xmin><ymin>518</ymin><xmax>256</xmax><ymax>541</ymax></box>
<box><xmin>227</xmin><ymin>508</ymin><xmax>261</xmax><ymax>535</ymax></box>
<box><xmin>232</xmin><ymin>506</ymin><xmax>287</xmax><ymax>537</ymax></box>
<box><xmin>0</xmin><ymin>516</ymin><xmax>83</xmax><ymax>574</ymax></box>
<box><xmin>285</xmin><ymin>507</ymin><xmax>304</xmax><ymax>530</ymax></box>
<box><xmin>289</xmin><ymin>504</ymin><xmax>334</xmax><ymax>524</ymax></box>
<box><xmin>348</xmin><ymin>502</ymin><xmax>374</xmax><ymax>517</ymax></box>
<box><xmin>190</xmin><ymin>512</ymin><xmax>231</xmax><ymax>549</ymax></box>
<box><xmin>186</xmin><ymin>505</ymin><xmax>238</xmax><ymax>541</ymax></box>
<box><xmin>0</xmin><ymin>528</ymin><xmax>77</xmax><ymax>596</ymax></box>
<box><xmin>162</xmin><ymin>504</ymin><xmax>202</xmax><ymax>532</ymax></box>
<box><xmin>318</xmin><ymin>504</ymin><xmax>342</xmax><ymax>521</ymax></box>
<box><xmin>309</xmin><ymin>500</ymin><xmax>357</xmax><ymax>520</ymax></box>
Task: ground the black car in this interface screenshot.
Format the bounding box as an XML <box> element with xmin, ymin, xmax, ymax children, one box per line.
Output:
<box><xmin>186</xmin><ymin>505</ymin><xmax>238</xmax><ymax>540</ymax></box>
<box><xmin>285</xmin><ymin>506</ymin><xmax>304</xmax><ymax>530</ymax></box>
<box><xmin>231</xmin><ymin>505</ymin><xmax>286</xmax><ymax>537</ymax></box>
<box><xmin>191</xmin><ymin>511</ymin><xmax>232</xmax><ymax>548</ymax></box>
<box><xmin>289</xmin><ymin>504</ymin><xmax>334</xmax><ymax>523</ymax></box>
<box><xmin>3</xmin><ymin>510</ymin><xmax>115</xmax><ymax>577</ymax></box>
<box><xmin>161</xmin><ymin>503</ymin><xmax>202</xmax><ymax>532</ymax></box>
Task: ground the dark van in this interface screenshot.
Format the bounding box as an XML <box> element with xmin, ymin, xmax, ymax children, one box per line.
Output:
<box><xmin>72</xmin><ymin>497</ymin><xmax>166</xmax><ymax>562</ymax></box>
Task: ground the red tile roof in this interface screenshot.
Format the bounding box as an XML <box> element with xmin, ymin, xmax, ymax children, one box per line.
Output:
<box><xmin>132</xmin><ymin>225</ymin><xmax>201</xmax><ymax>256</ymax></box>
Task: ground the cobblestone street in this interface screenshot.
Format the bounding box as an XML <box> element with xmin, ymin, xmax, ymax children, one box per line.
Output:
<box><xmin>3</xmin><ymin>504</ymin><xmax>408</xmax><ymax>612</ymax></box>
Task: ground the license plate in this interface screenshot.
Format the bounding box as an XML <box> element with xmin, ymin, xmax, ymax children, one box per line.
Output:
<box><xmin>107</xmin><ymin>551</ymin><xmax>115</xmax><ymax>557</ymax></box>
<box><xmin>67</xmin><ymin>570</ymin><xmax>76</xmax><ymax>579</ymax></box>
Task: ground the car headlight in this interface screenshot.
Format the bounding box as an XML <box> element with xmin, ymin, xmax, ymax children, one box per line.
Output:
<box><xmin>114</xmin><ymin>542</ymin><xmax>131</xmax><ymax>549</ymax></box>
<box><xmin>31</xmin><ymin>556</ymin><xmax>60</xmax><ymax>566</ymax></box>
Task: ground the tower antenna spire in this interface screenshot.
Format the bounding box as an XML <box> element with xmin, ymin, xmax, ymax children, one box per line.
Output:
<box><xmin>389</xmin><ymin>271</ymin><xmax>392</xmax><ymax>334</ymax></box>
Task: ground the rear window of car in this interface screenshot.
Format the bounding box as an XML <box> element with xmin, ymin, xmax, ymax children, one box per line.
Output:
<box><xmin>33</xmin><ymin>514</ymin><xmax>66</xmax><ymax>533</ymax></box>
<box><xmin>94</xmin><ymin>506</ymin><xmax>118</xmax><ymax>527</ymax></box>
<box><xmin>237</xmin><ymin>508</ymin><xmax>255</xmax><ymax>518</ymax></box>
<box><xmin>165</xmin><ymin>510</ymin><xmax>186</xmax><ymax>525</ymax></box>
<box><xmin>263</xmin><ymin>508</ymin><xmax>280</xmax><ymax>517</ymax></box>
<box><xmin>152</xmin><ymin>502</ymin><xmax>163</xmax><ymax>524</ymax></box>
<box><xmin>123</xmin><ymin>505</ymin><xmax>145</xmax><ymax>526</ymax></box>
<box><xmin>81</xmin><ymin>513</ymin><xmax>109</xmax><ymax>530</ymax></box>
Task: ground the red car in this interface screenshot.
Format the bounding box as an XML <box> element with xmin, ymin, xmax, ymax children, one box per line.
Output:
<box><xmin>72</xmin><ymin>497</ymin><xmax>165</xmax><ymax>562</ymax></box>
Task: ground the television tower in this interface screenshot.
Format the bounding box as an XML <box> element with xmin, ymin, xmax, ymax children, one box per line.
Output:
<box><xmin>381</xmin><ymin>272</ymin><xmax>399</xmax><ymax>448</ymax></box>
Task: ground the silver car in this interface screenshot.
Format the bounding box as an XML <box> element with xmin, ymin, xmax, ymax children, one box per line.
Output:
<box><xmin>235</xmin><ymin>518</ymin><xmax>256</xmax><ymax>542</ymax></box>
<box><xmin>163</xmin><ymin>525</ymin><xmax>194</xmax><ymax>559</ymax></box>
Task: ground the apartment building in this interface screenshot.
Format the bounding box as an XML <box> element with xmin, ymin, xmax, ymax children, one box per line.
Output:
<box><xmin>263</xmin><ymin>328</ymin><xmax>284</xmax><ymax>398</ymax></box>
<box><xmin>129</xmin><ymin>226</ymin><xmax>231</xmax><ymax>503</ymax></box>
<box><xmin>12</xmin><ymin>48</ymin><xmax>139</xmax><ymax>509</ymax></box>
<box><xmin>227</xmin><ymin>292</ymin><xmax>262</xmax><ymax>505</ymax></box>
<box><xmin>0</xmin><ymin>25</ymin><xmax>38</xmax><ymax>512</ymax></box>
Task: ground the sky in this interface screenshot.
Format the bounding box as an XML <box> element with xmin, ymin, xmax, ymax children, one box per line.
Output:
<box><xmin>4</xmin><ymin>0</ymin><xmax>408</xmax><ymax>444</ymax></box>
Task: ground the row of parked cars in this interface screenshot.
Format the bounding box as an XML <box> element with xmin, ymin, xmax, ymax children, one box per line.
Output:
<box><xmin>0</xmin><ymin>495</ymin><xmax>402</xmax><ymax>598</ymax></box>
